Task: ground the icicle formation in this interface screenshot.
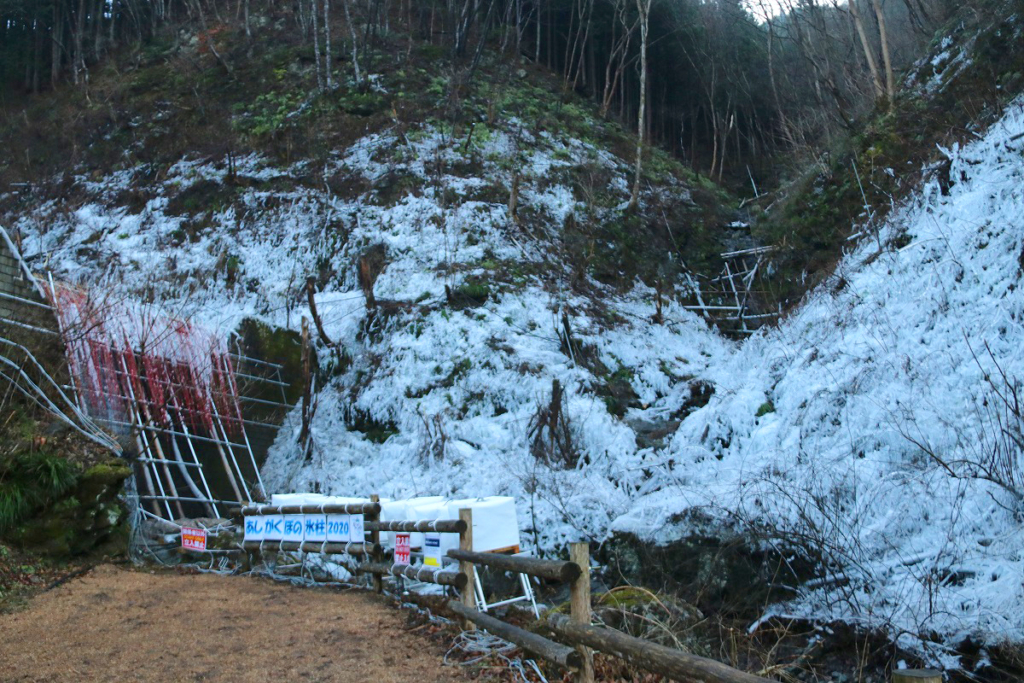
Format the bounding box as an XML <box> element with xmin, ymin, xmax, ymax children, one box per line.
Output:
<box><xmin>47</xmin><ymin>284</ymin><xmax>244</xmax><ymax>437</ymax></box>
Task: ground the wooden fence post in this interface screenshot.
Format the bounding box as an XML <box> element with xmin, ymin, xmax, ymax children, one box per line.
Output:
<box><xmin>893</xmin><ymin>671</ymin><xmax>942</xmax><ymax>683</ymax></box>
<box><xmin>459</xmin><ymin>507</ymin><xmax>477</xmax><ymax>630</ymax></box>
<box><xmin>369</xmin><ymin>494</ymin><xmax>382</xmax><ymax>593</ymax></box>
<box><xmin>569</xmin><ymin>542</ymin><xmax>595</xmax><ymax>683</ymax></box>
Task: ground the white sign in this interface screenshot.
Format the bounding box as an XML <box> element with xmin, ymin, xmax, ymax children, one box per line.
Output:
<box><xmin>350</xmin><ymin>514</ymin><xmax>364</xmax><ymax>542</ymax></box>
<box><xmin>304</xmin><ymin>514</ymin><xmax>327</xmax><ymax>542</ymax></box>
<box><xmin>262</xmin><ymin>514</ymin><xmax>284</xmax><ymax>540</ymax></box>
<box><xmin>282</xmin><ymin>514</ymin><xmax>304</xmax><ymax>542</ymax></box>
<box><xmin>243</xmin><ymin>516</ymin><xmax>264</xmax><ymax>541</ymax></box>
<box><xmin>326</xmin><ymin>514</ymin><xmax>351</xmax><ymax>542</ymax></box>
<box><xmin>423</xmin><ymin>533</ymin><xmax>442</xmax><ymax>567</ymax></box>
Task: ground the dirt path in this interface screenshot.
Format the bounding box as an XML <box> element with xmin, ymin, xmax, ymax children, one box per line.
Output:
<box><xmin>0</xmin><ymin>564</ymin><xmax>467</xmax><ymax>683</ymax></box>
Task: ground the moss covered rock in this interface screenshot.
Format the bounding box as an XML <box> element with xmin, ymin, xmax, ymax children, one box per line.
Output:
<box><xmin>598</xmin><ymin>530</ymin><xmax>815</xmax><ymax>620</ymax></box>
<box><xmin>7</xmin><ymin>458</ymin><xmax>130</xmax><ymax>558</ymax></box>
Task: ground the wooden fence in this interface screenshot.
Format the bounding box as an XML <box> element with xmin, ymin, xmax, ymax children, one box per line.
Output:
<box><xmin>233</xmin><ymin>502</ymin><xmax>945</xmax><ymax>683</ymax></box>
<box><xmin>235</xmin><ymin>500</ymin><xmax>773</xmax><ymax>683</ymax></box>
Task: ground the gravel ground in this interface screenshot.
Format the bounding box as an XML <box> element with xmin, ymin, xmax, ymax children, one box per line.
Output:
<box><xmin>0</xmin><ymin>564</ymin><xmax>467</xmax><ymax>683</ymax></box>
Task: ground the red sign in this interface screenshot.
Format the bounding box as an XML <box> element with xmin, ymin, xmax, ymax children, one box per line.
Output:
<box><xmin>394</xmin><ymin>532</ymin><xmax>411</xmax><ymax>565</ymax></box>
<box><xmin>181</xmin><ymin>526</ymin><xmax>207</xmax><ymax>551</ymax></box>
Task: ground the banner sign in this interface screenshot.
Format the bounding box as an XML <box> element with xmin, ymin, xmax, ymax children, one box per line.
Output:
<box><xmin>181</xmin><ymin>526</ymin><xmax>207</xmax><ymax>551</ymax></box>
<box><xmin>423</xmin><ymin>533</ymin><xmax>442</xmax><ymax>567</ymax></box>
<box><xmin>242</xmin><ymin>514</ymin><xmax>365</xmax><ymax>544</ymax></box>
<box><xmin>242</xmin><ymin>513</ymin><xmax>366</xmax><ymax>545</ymax></box>
<box><xmin>394</xmin><ymin>532</ymin><xmax>411</xmax><ymax>565</ymax></box>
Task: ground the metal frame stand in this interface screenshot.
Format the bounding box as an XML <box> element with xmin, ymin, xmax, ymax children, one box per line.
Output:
<box><xmin>472</xmin><ymin>553</ymin><xmax>540</xmax><ymax>618</ymax></box>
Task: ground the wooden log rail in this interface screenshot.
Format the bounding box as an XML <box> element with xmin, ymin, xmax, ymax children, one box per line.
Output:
<box><xmin>448</xmin><ymin>600</ymin><xmax>581</xmax><ymax>671</ymax></box>
<box><xmin>357</xmin><ymin>562</ymin><xmax>468</xmax><ymax>589</ymax></box>
<box><xmin>242</xmin><ymin>540</ymin><xmax>379</xmax><ymax>556</ymax></box>
<box><xmin>893</xmin><ymin>672</ymin><xmax>941</xmax><ymax>683</ymax></box>
<box><xmin>239</xmin><ymin>502</ymin><xmax>381</xmax><ymax>516</ymax></box>
<box><xmin>364</xmin><ymin>519</ymin><xmax>466</xmax><ymax>533</ymax></box>
<box><xmin>547</xmin><ymin>613</ymin><xmax>765</xmax><ymax>683</ymax></box>
<box><xmin>446</xmin><ymin>547</ymin><xmax>580</xmax><ymax>583</ymax></box>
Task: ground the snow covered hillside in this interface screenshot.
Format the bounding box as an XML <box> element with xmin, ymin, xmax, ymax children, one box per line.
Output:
<box><xmin>6</xmin><ymin>68</ymin><xmax>1024</xmax><ymax>674</ymax></box>
<box><xmin>650</xmin><ymin>98</ymin><xmax>1024</xmax><ymax>666</ymax></box>
<box><xmin>3</xmin><ymin>102</ymin><xmax>734</xmax><ymax>550</ymax></box>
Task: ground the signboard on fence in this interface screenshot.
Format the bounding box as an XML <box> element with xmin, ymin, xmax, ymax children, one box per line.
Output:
<box><xmin>181</xmin><ymin>526</ymin><xmax>207</xmax><ymax>551</ymax></box>
<box><xmin>423</xmin><ymin>533</ymin><xmax>442</xmax><ymax>567</ymax></box>
<box><xmin>242</xmin><ymin>514</ymin><xmax>365</xmax><ymax>545</ymax></box>
<box><xmin>394</xmin><ymin>533</ymin><xmax>411</xmax><ymax>565</ymax></box>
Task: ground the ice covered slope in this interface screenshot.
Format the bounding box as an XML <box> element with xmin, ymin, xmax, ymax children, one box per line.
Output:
<box><xmin>640</xmin><ymin>98</ymin><xmax>1024</xmax><ymax>664</ymax></box>
<box><xmin>5</xmin><ymin>112</ymin><xmax>733</xmax><ymax>548</ymax></box>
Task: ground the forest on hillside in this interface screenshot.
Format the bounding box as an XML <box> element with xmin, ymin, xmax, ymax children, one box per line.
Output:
<box><xmin>1</xmin><ymin>0</ymin><xmax>955</xmax><ymax>188</ymax></box>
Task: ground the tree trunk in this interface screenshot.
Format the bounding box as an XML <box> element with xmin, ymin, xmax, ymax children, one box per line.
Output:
<box><xmin>341</xmin><ymin>0</ymin><xmax>361</xmax><ymax>84</ymax></box>
<box><xmin>51</xmin><ymin>1</ymin><xmax>63</xmax><ymax>86</ymax></box>
<box><xmin>73</xmin><ymin>0</ymin><xmax>87</xmax><ymax>84</ymax></box>
<box><xmin>535</xmin><ymin>0</ymin><xmax>541</xmax><ymax>63</ymax></box>
<box><xmin>871</xmin><ymin>0</ymin><xmax>895</xmax><ymax>103</ymax></box>
<box><xmin>629</xmin><ymin>0</ymin><xmax>651</xmax><ymax>211</ymax></box>
<box><xmin>312</xmin><ymin>0</ymin><xmax>324</xmax><ymax>91</ymax></box>
<box><xmin>849</xmin><ymin>0</ymin><xmax>885</xmax><ymax>101</ymax></box>
<box><xmin>324</xmin><ymin>0</ymin><xmax>333</xmax><ymax>88</ymax></box>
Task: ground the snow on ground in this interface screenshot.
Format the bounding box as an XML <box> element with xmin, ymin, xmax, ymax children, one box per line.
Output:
<box><xmin>7</xmin><ymin>88</ymin><xmax>1024</xmax><ymax>666</ymax></box>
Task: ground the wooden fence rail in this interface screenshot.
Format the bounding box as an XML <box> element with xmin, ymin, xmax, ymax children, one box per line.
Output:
<box><xmin>230</xmin><ymin>498</ymin><xmax>940</xmax><ymax>683</ymax></box>
<box><xmin>242</xmin><ymin>540</ymin><xmax>379</xmax><ymax>556</ymax></box>
<box><xmin>365</xmin><ymin>519</ymin><xmax>466</xmax><ymax>533</ymax></box>
<box><xmin>448</xmin><ymin>599</ymin><xmax>581</xmax><ymax>670</ymax></box>
<box><xmin>547</xmin><ymin>613</ymin><xmax>765</xmax><ymax>683</ymax></box>
<box><xmin>357</xmin><ymin>562</ymin><xmax>468</xmax><ymax>589</ymax></box>
<box><xmin>446</xmin><ymin>547</ymin><xmax>580</xmax><ymax>583</ymax></box>
<box><xmin>238</xmin><ymin>502</ymin><xmax>381</xmax><ymax>516</ymax></box>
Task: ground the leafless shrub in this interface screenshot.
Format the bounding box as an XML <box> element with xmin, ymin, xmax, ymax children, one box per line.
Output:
<box><xmin>418</xmin><ymin>409</ymin><xmax>448</xmax><ymax>462</ymax></box>
<box><xmin>527</xmin><ymin>378</ymin><xmax>581</xmax><ymax>469</ymax></box>
<box><xmin>901</xmin><ymin>340</ymin><xmax>1024</xmax><ymax>515</ymax></box>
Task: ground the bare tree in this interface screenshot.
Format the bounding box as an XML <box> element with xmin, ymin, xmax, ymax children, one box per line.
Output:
<box><xmin>600</xmin><ymin>0</ymin><xmax>638</xmax><ymax>118</ymax></box>
<box><xmin>341</xmin><ymin>0</ymin><xmax>362</xmax><ymax>85</ymax></box>
<box><xmin>848</xmin><ymin>0</ymin><xmax>885</xmax><ymax>101</ymax></box>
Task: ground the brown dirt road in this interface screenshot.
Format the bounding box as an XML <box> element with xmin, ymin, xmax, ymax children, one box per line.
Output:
<box><xmin>0</xmin><ymin>564</ymin><xmax>467</xmax><ymax>683</ymax></box>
